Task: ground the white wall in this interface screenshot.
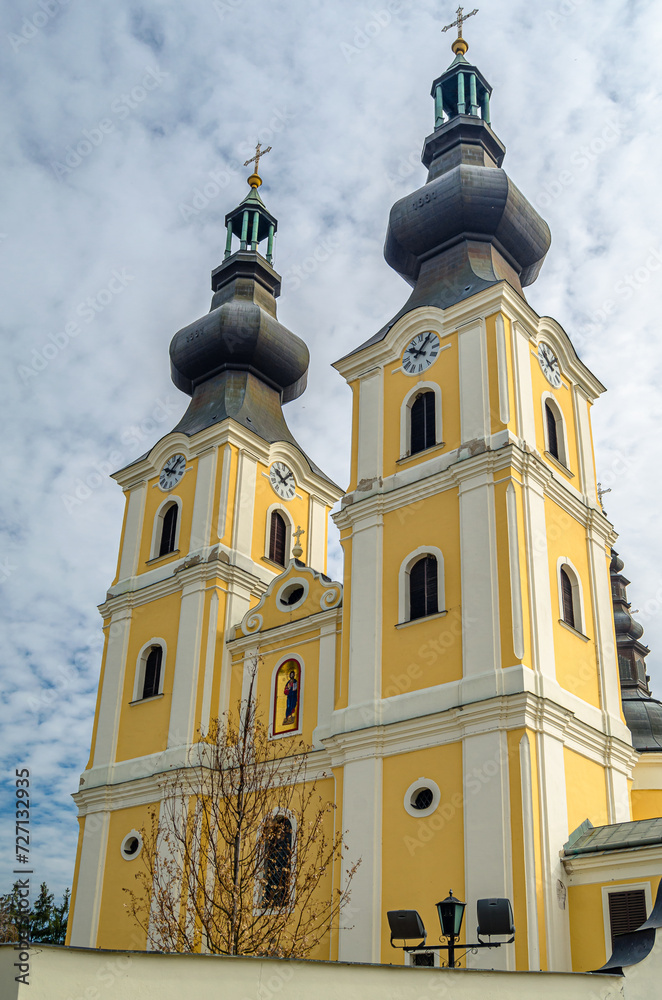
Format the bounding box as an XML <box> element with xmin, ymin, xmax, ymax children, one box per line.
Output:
<box><xmin>0</xmin><ymin>944</ymin><xmax>628</xmax><ymax>1000</ymax></box>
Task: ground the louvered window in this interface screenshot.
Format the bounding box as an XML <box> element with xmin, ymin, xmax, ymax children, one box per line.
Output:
<box><xmin>142</xmin><ymin>646</ymin><xmax>162</xmax><ymax>699</ymax></box>
<box><xmin>411</xmin><ymin>392</ymin><xmax>436</xmax><ymax>456</ymax></box>
<box><xmin>261</xmin><ymin>816</ymin><xmax>292</xmax><ymax>909</ymax></box>
<box><xmin>159</xmin><ymin>504</ymin><xmax>178</xmax><ymax>557</ymax></box>
<box><xmin>269</xmin><ymin>511</ymin><xmax>287</xmax><ymax>566</ymax></box>
<box><xmin>560</xmin><ymin>567</ymin><xmax>575</xmax><ymax>628</ymax></box>
<box><xmin>545</xmin><ymin>401</ymin><xmax>559</xmax><ymax>459</ymax></box>
<box><xmin>608</xmin><ymin>890</ymin><xmax>647</xmax><ymax>951</ymax></box>
<box><xmin>409</xmin><ymin>556</ymin><xmax>438</xmax><ymax>621</ymax></box>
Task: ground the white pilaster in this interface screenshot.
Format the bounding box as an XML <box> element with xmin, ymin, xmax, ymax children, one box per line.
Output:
<box><xmin>356</xmin><ymin>369</ymin><xmax>383</xmax><ymax>484</ymax></box>
<box><xmin>522</xmin><ymin>474</ymin><xmax>556</xmax><ymax>683</ymax></box>
<box><xmin>458</xmin><ymin>318</ymin><xmax>490</xmax><ymax>443</ymax></box>
<box><xmin>338</xmin><ymin>755</ymin><xmax>383</xmax><ymax>963</ymax></box>
<box><xmin>307</xmin><ymin>495</ymin><xmax>327</xmax><ymax>572</ymax></box>
<box><xmin>457</xmin><ymin>469</ymin><xmax>501</xmax><ymax>681</ymax></box>
<box><xmin>217</xmin><ymin>444</ymin><xmax>233</xmax><ymax>541</ymax></box>
<box><xmin>232</xmin><ymin>450</ymin><xmax>258</xmax><ymax>557</ymax></box>
<box><xmin>495</xmin><ymin>313</ymin><xmax>511</xmax><ymax>426</ymax></box>
<box><xmin>190</xmin><ymin>447</ymin><xmax>218</xmax><ymax>551</ymax></box>
<box><xmin>347</xmin><ymin>514</ymin><xmax>383</xmax><ymax>714</ymax></box>
<box><xmin>117</xmin><ymin>484</ymin><xmax>147</xmax><ymax>582</ymax></box>
<box><xmin>572</xmin><ymin>386</ymin><xmax>598</xmax><ymax>504</ymax></box>
<box><xmin>506</xmin><ymin>483</ymin><xmax>525</xmax><ymax>661</ymax></box>
<box><xmin>68</xmin><ymin>809</ymin><xmax>110</xmax><ymax>947</ymax></box>
<box><xmin>217</xmin><ymin>583</ymin><xmax>252</xmax><ymax>720</ymax></box>
<box><xmin>463</xmin><ymin>730</ymin><xmax>514</xmax><ymax>970</ymax></box>
<box><xmin>93</xmin><ymin>608</ymin><xmax>132</xmax><ymax>768</ymax></box>
<box><xmin>199</xmin><ymin>590</ymin><xmax>219</xmax><ymax>737</ymax></box>
<box><xmin>536</xmin><ymin>731</ymin><xmax>571</xmax><ymax>970</ymax></box>
<box><xmin>512</xmin><ymin>320</ymin><xmax>536</xmax><ymax>448</ymax></box>
<box><xmin>519</xmin><ymin>734</ymin><xmax>541</xmax><ymax>970</ymax></box>
<box><xmin>313</xmin><ymin>619</ymin><xmax>338</xmax><ymax>746</ymax></box>
<box><xmin>168</xmin><ymin>579</ymin><xmax>206</xmax><ymax>748</ymax></box>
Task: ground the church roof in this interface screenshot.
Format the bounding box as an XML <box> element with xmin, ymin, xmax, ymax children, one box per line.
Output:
<box><xmin>563</xmin><ymin>818</ymin><xmax>662</xmax><ymax>857</ymax></box>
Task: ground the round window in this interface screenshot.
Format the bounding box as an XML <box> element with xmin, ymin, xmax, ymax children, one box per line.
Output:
<box><xmin>120</xmin><ymin>831</ymin><xmax>143</xmax><ymax>861</ymax></box>
<box><xmin>276</xmin><ymin>578</ymin><xmax>308</xmax><ymax>611</ymax></box>
<box><xmin>404</xmin><ymin>778</ymin><xmax>441</xmax><ymax>818</ymax></box>
<box><xmin>412</xmin><ymin>788</ymin><xmax>434</xmax><ymax>810</ymax></box>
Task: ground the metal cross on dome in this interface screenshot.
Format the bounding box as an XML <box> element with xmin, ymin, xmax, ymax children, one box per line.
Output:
<box><xmin>442</xmin><ymin>5</ymin><xmax>479</xmax><ymax>39</ymax></box>
<box><xmin>244</xmin><ymin>141</ymin><xmax>272</xmax><ymax>176</ymax></box>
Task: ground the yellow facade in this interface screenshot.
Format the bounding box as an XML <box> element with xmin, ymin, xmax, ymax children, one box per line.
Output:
<box><xmin>68</xmin><ymin>263</ymin><xmax>660</xmax><ymax>973</ymax></box>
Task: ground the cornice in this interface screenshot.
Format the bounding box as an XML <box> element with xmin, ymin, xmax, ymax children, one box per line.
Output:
<box><xmin>332</xmin><ymin>283</ymin><xmax>606</xmax><ymax>400</ymax></box>
<box><xmin>562</xmin><ymin>844</ymin><xmax>662</xmax><ymax>884</ymax></box>
<box><xmin>227</xmin><ymin>605</ymin><xmax>342</xmax><ymax>651</ymax></box>
<box><xmin>112</xmin><ymin>418</ymin><xmax>343</xmax><ymax>506</ymax></box>
<box><xmin>322</xmin><ymin>687</ymin><xmax>635</xmax><ymax>776</ymax></box>
<box><xmin>74</xmin><ymin>748</ymin><xmax>336</xmax><ymax>812</ymax></box>
<box><xmin>334</xmin><ymin>440</ymin><xmax>609</xmax><ymax>533</ymax></box>
<box><xmin>98</xmin><ymin>544</ymin><xmax>270</xmax><ymax>617</ymax></box>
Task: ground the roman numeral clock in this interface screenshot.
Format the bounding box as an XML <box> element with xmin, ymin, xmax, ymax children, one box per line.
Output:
<box><xmin>402</xmin><ymin>332</ymin><xmax>440</xmax><ymax>374</ymax></box>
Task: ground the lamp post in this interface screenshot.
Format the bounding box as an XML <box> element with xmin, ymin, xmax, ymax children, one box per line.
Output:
<box><xmin>435</xmin><ymin>890</ymin><xmax>466</xmax><ymax>968</ymax></box>
<box><xmin>387</xmin><ymin>892</ymin><xmax>515</xmax><ymax>969</ymax></box>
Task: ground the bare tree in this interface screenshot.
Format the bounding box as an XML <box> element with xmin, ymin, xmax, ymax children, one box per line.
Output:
<box><xmin>124</xmin><ymin>665</ymin><xmax>358</xmax><ymax>957</ymax></box>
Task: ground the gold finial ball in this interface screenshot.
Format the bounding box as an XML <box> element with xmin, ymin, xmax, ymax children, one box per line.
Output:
<box><xmin>452</xmin><ymin>37</ymin><xmax>469</xmax><ymax>56</ymax></box>
<box><xmin>247</xmin><ymin>173</ymin><xmax>262</xmax><ymax>189</ymax></box>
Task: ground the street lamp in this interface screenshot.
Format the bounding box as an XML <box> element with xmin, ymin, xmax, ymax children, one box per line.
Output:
<box><xmin>387</xmin><ymin>891</ymin><xmax>515</xmax><ymax>969</ymax></box>
<box><xmin>435</xmin><ymin>891</ymin><xmax>466</xmax><ymax>968</ymax></box>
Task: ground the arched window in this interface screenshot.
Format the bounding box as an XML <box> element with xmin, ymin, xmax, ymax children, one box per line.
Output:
<box><xmin>557</xmin><ymin>560</ymin><xmax>585</xmax><ymax>635</ymax></box>
<box><xmin>260</xmin><ymin>816</ymin><xmax>293</xmax><ymax>909</ymax></box>
<box><xmin>269</xmin><ymin>511</ymin><xmax>287</xmax><ymax>566</ymax></box>
<box><xmin>142</xmin><ymin>646</ymin><xmax>163</xmax><ymax>699</ymax></box>
<box><xmin>545</xmin><ymin>401</ymin><xmax>559</xmax><ymax>460</ymax></box>
<box><xmin>560</xmin><ymin>567</ymin><xmax>575</xmax><ymax>629</ymax></box>
<box><xmin>159</xmin><ymin>503</ymin><xmax>178</xmax><ymax>557</ymax></box>
<box><xmin>411</xmin><ymin>391</ymin><xmax>436</xmax><ymax>455</ymax></box>
<box><xmin>543</xmin><ymin>396</ymin><xmax>568</xmax><ymax>468</ymax></box>
<box><xmin>409</xmin><ymin>556</ymin><xmax>439</xmax><ymax>621</ymax></box>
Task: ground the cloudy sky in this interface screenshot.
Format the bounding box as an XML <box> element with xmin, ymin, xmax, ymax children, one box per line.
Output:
<box><xmin>2</xmin><ymin>0</ymin><xmax>662</xmax><ymax>902</ymax></box>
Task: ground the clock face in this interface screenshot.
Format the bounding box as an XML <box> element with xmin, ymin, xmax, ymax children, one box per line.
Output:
<box><xmin>269</xmin><ymin>462</ymin><xmax>296</xmax><ymax>500</ymax></box>
<box><xmin>159</xmin><ymin>454</ymin><xmax>186</xmax><ymax>491</ymax></box>
<box><xmin>402</xmin><ymin>331</ymin><xmax>441</xmax><ymax>375</ymax></box>
<box><xmin>538</xmin><ymin>343</ymin><xmax>562</xmax><ymax>388</ymax></box>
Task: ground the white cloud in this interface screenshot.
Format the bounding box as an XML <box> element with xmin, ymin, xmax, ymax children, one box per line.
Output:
<box><xmin>2</xmin><ymin>0</ymin><xmax>661</xmax><ymax>899</ymax></box>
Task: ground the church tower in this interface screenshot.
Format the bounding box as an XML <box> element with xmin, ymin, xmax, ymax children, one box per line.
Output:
<box><xmin>68</xmin><ymin>19</ymin><xmax>661</xmax><ymax>976</ymax></box>
<box><xmin>331</xmin><ymin>26</ymin><xmax>635</xmax><ymax>971</ymax></box>
<box><xmin>67</xmin><ymin>162</ymin><xmax>342</xmax><ymax>950</ymax></box>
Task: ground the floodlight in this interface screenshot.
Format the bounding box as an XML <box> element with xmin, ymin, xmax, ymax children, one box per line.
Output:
<box><xmin>387</xmin><ymin>909</ymin><xmax>427</xmax><ymax>946</ymax></box>
<box><xmin>476</xmin><ymin>898</ymin><xmax>515</xmax><ymax>939</ymax></box>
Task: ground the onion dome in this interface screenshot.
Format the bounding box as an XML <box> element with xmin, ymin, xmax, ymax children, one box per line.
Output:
<box><xmin>381</xmin><ymin>35</ymin><xmax>551</xmax><ymax>327</ymax></box>
<box><xmin>610</xmin><ymin>549</ymin><xmax>662</xmax><ymax>752</ymax></box>
<box><xmin>168</xmin><ymin>169</ymin><xmax>310</xmax><ymax>447</ymax></box>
